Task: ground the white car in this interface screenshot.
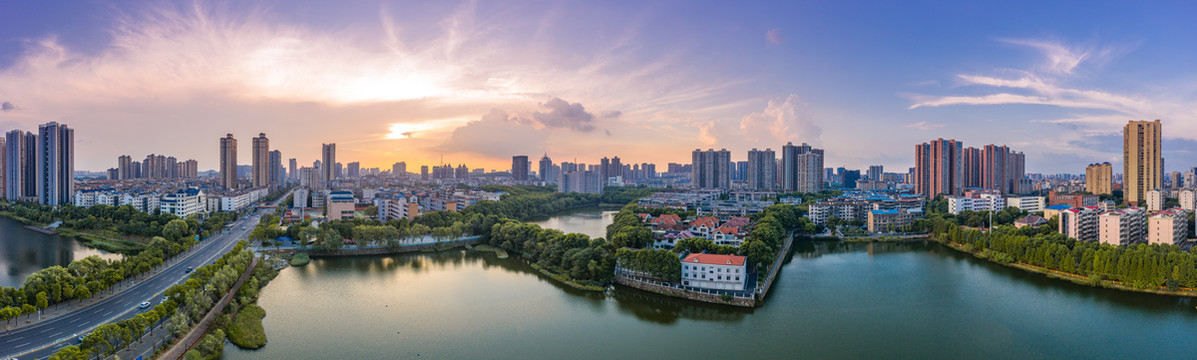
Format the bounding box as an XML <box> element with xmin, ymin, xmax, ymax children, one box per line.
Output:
<box><xmin>138</xmin><ymin>301</ymin><xmax>151</xmax><ymax>309</ymax></box>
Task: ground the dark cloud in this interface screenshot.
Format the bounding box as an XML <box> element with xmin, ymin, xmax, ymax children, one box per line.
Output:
<box><xmin>600</xmin><ymin>110</ymin><xmax>621</xmax><ymax>119</ymax></box>
<box><xmin>1</xmin><ymin>102</ymin><xmax>14</xmax><ymax>111</ymax></box>
<box><xmin>532</xmin><ymin>97</ymin><xmax>596</xmax><ymax>132</ymax></box>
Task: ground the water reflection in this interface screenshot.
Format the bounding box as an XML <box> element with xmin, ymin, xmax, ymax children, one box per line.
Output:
<box><xmin>0</xmin><ymin>217</ymin><xmax>121</xmax><ymax>287</ymax></box>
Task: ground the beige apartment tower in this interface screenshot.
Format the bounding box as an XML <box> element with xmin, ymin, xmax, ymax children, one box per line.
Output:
<box><xmin>252</xmin><ymin>133</ymin><xmax>270</xmax><ymax>188</ymax></box>
<box><xmin>220</xmin><ymin>134</ymin><xmax>238</xmax><ymax>189</ymax></box>
<box><xmin>1123</xmin><ymin>120</ymin><xmax>1162</xmax><ymax>206</ymax></box>
<box><xmin>1086</xmin><ymin>162</ymin><xmax>1112</xmax><ymax>195</ymax></box>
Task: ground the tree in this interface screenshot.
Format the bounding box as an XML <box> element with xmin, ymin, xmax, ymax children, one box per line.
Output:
<box><xmin>163</xmin><ymin>219</ymin><xmax>190</xmax><ymax>241</ymax></box>
<box><xmin>36</xmin><ymin>291</ymin><xmax>48</xmax><ymax>310</ymax></box>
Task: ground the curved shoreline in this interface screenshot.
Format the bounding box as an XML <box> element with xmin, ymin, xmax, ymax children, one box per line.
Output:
<box><xmin>935</xmin><ymin>238</ymin><xmax>1197</xmax><ymax>297</ymax></box>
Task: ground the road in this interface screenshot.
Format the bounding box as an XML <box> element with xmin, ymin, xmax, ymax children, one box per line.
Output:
<box><xmin>0</xmin><ymin>194</ymin><xmax>286</xmax><ymax>360</ymax></box>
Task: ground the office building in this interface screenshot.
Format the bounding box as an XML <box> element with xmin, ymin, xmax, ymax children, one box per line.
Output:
<box><xmin>539</xmin><ymin>154</ymin><xmax>554</xmax><ymax>182</ymax></box>
<box><xmin>691</xmin><ymin>149</ymin><xmax>731</xmax><ymax>189</ymax></box>
<box><xmin>512</xmin><ymin>155</ymin><xmax>530</xmax><ymax>181</ymax></box>
<box><xmin>252</xmin><ymin>133</ymin><xmax>269</xmax><ymax>188</ymax></box>
<box><xmin>37</xmin><ymin>122</ymin><xmax>73</xmax><ymax>205</ymax></box>
<box><xmin>1123</xmin><ymin>120</ymin><xmax>1162</xmax><ymax>205</ymax></box>
<box><xmin>347</xmin><ymin>162</ymin><xmax>360</xmax><ymax>178</ymax></box>
<box><xmin>781</xmin><ymin>142</ymin><xmax>824</xmax><ymax>193</ymax></box>
<box><xmin>746</xmin><ymin>148</ymin><xmax>776</xmax><ymax>190</ymax></box>
<box><xmin>1086</xmin><ymin>162</ymin><xmax>1113</xmax><ymax>195</ymax></box>
<box><xmin>914</xmin><ymin>138</ymin><xmax>964</xmax><ymax>197</ymax></box>
<box><xmin>220</xmin><ymin>134</ymin><xmax>238</xmax><ymax>189</ymax></box>
<box><xmin>322</xmin><ymin>143</ymin><xmax>336</xmax><ymax>187</ymax></box>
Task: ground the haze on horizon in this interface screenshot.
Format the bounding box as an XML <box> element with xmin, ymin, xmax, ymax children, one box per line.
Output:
<box><xmin>1</xmin><ymin>0</ymin><xmax>1196</xmax><ymax>174</ymax></box>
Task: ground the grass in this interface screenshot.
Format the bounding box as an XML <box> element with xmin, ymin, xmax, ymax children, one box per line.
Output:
<box><xmin>289</xmin><ymin>252</ymin><xmax>310</xmax><ymax>266</ymax></box>
<box><xmin>473</xmin><ymin>244</ymin><xmax>509</xmax><ymax>259</ymax></box>
<box><xmin>227</xmin><ymin>304</ymin><xmax>267</xmax><ymax>349</ymax></box>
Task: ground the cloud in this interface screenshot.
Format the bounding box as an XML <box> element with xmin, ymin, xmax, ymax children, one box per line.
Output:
<box><xmin>531</xmin><ymin>97</ymin><xmax>597</xmax><ymax>131</ymax></box>
<box><xmin>998</xmin><ymin>38</ymin><xmax>1093</xmax><ymax>74</ymax></box>
<box><xmin>766</xmin><ymin>29</ymin><xmax>783</xmax><ymax>45</ymax></box>
<box><xmin>738</xmin><ymin>94</ymin><xmax>820</xmax><ymax>145</ymax></box>
<box><xmin>905</xmin><ymin>121</ymin><xmax>944</xmax><ymax>130</ymax></box>
<box><xmin>438</xmin><ymin>109</ymin><xmax>548</xmax><ymax>158</ymax></box>
<box><xmin>0</xmin><ymin>102</ymin><xmax>13</xmax><ymax>111</ymax></box>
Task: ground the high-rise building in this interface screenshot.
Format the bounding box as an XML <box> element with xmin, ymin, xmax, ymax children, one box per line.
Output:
<box><xmin>117</xmin><ymin>155</ymin><xmax>133</xmax><ymax>179</ymax></box>
<box><xmin>560</xmin><ymin>171</ymin><xmax>602</xmax><ymax>194</ymax></box>
<box><xmin>781</xmin><ymin>142</ymin><xmax>824</xmax><ymax>193</ymax></box>
<box><xmin>539</xmin><ymin>154</ymin><xmax>554</xmax><ymax>182</ymax></box>
<box><xmin>420</xmin><ymin>165</ymin><xmax>429</xmax><ymax>180</ymax></box>
<box><xmin>1086</xmin><ymin>162</ymin><xmax>1113</xmax><ymax>195</ymax></box>
<box><xmin>5</xmin><ymin>130</ymin><xmax>36</xmax><ymax>200</ymax></box>
<box><xmin>914</xmin><ymin>138</ymin><xmax>964</xmax><ymax>197</ymax></box>
<box><xmin>165</xmin><ymin>156</ymin><xmax>178</xmax><ymax>178</ymax></box>
<box><xmin>1123</xmin><ymin>120</ymin><xmax>1162</xmax><ymax>205</ymax></box>
<box><xmin>392</xmin><ymin>162</ymin><xmax>406</xmax><ymax>177</ymax></box>
<box><xmin>746</xmin><ymin>148</ymin><xmax>777</xmax><ymax>190</ymax></box>
<box><xmin>867</xmin><ymin>165</ymin><xmax>884</xmax><ymax>182</ymax></box>
<box><xmin>37</xmin><ymin>122</ymin><xmax>73</xmax><ymax>205</ymax></box>
<box><xmin>691</xmin><ymin>149</ymin><xmax>731</xmax><ymax>189</ymax></box>
<box><xmin>455</xmin><ymin>164</ymin><xmax>469</xmax><ymax>179</ymax></box>
<box><xmin>288</xmin><ymin>158</ymin><xmax>297</xmax><ymax>181</ymax></box>
<box><xmin>961</xmin><ymin>147</ymin><xmax>981</xmax><ymax>188</ymax></box>
<box><xmin>842</xmin><ymin>169</ymin><xmax>861</xmax><ymax>189</ymax></box>
<box><xmin>334</xmin><ymin>162</ymin><xmax>343</xmax><ymax>179</ymax></box>
<box><xmin>321</xmin><ymin>143</ymin><xmax>336</xmax><ymax>187</ymax></box>
<box><xmin>977</xmin><ymin>144</ymin><xmax>1026</xmax><ymax>194</ymax></box>
<box><xmin>220</xmin><ymin>134</ymin><xmax>238</xmax><ymax>189</ymax></box>
<box><xmin>182</xmin><ymin>159</ymin><xmax>198</xmax><ymax>178</ymax></box>
<box><xmin>269</xmin><ymin>150</ymin><xmax>283</xmax><ymax>187</ymax></box>
<box><xmin>347</xmin><ymin>162</ymin><xmax>361</xmax><ymax>178</ymax></box>
<box><xmin>512</xmin><ymin>155</ymin><xmax>529</xmax><ymax>181</ymax></box>
<box><xmin>252</xmin><ymin>133</ymin><xmax>269</xmax><ymax>188</ymax></box>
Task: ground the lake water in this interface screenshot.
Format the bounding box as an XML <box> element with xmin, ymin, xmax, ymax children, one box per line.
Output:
<box><xmin>526</xmin><ymin>206</ymin><xmax>620</xmax><ymax>239</ymax></box>
<box><xmin>227</xmin><ymin>208</ymin><xmax>1197</xmax><ymax>359</ymax></box>
<box><xmin>0</xmin><ymin>216</ymin><xmax>121</xmax><ymax>287</ymax></box>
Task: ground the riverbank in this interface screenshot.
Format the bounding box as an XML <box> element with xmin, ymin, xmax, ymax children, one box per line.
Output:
<box><xmin>840</xmin><ymin>234</ymin><xmax>932</xmax><ymax>243</ymax></box>
<box><xmin>0</xmin><ymin>211</ymin><xmax>149</xmax><ymax>253</ymax></box>
<box><xmin>530</xmin><ymin>263</ymin><xmax>606</xmax><ymax>291</ymax></box>
<box><xmin>936</xmin><ymin>237</ymin><xmax>1197</xmax><ymax>297</ymax></box>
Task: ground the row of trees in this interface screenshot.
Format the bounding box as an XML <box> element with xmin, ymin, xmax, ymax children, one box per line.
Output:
<box><xmin>47</xmin><ymin>242</ymin><xmax>255</xmax><ymax>360</ymax></box>
<box><xmin>0</xmin><ymin>217</ymin><xmax>221</xmax><ymax>315</ymax></box>
<box><xmin>486</xmin><ymin>221</ymin><xmax>617</xmax><ymax>284</ymax></box>
<box><xmin>931</xmin><ymin>215</ymin><xmax>1197</xmax><ymax>290</ymax></box>
<box><xmin>0</xmin><ymin>200</ymin><xmax>224</xmax><ymax>240</ymax></box>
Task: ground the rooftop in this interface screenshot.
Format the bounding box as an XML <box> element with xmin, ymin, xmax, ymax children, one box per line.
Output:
<box><xmin>683</xmin><ymin>253</ymin><xmax>747</xmax><ymax>266</ymax></box>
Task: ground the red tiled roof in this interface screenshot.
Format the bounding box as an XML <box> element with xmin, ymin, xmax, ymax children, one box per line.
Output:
<box><xmin>715</xmin><ymin>227</ymin><xmax>739</xmax><ymax>234</ymax></box>
<box><xmin>683</xmin><ymin>253</ymin><xmax>747</xmax><ymax>266</ymax></box>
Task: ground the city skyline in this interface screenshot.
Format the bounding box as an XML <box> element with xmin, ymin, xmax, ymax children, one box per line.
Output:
<box><xmin>3</xmin><ymin>1</ymin><xmax>1197</xmax><ymax>173</ymax></box>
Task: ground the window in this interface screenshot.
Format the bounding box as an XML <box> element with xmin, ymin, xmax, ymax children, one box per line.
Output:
<box><xmin>735</xmin><ymin>276</ymin><xmax>740</xmax><ymax>281</ymax></box>
<box><xmin>736</xmin><ymin>269</ymin><xmax>740</xmax><ymax>273</ymax></box>
<box><xmin>717</xmin><ymin>275</ymin><xmax>722</xmax><ymax>280</ymax></box>
<box><xmin>701</xmin><ymin>274</ymin><xmax>706</xmax><ymax>279</ymax></box>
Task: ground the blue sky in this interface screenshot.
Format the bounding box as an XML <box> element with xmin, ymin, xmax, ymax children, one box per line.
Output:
<box><xmin>1</xmin><ymin>0</ymin><xmax>1195</xmax><ymax>173</ymax></box>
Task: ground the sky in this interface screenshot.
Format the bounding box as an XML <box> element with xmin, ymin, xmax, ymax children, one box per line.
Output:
<box><xmin>2</xmin><ymin>0</ymin><xmax>1197</xmax><ymax>174</ymax></box>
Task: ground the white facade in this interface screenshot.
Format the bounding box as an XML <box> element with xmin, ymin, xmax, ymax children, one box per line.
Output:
<box><xmin>1005</xmin><ymin>196</ymin><xmax>1045</xmax><ymax>213</ymax></box>
<box><xmin>947</xmin><ymin>194</ymin><xmax>1007</xmax><ymax>214</ymax></box>
<box><xmin>680</xmin><ymin>254</ymin><xmax>748</xmax><ymax>291</ymax></box>
<box><xmin>216</xmin><ymin>187</ymin><xmax>269</xmax><ymax>212</ymax></box>
<box><xmin>376</xmin><ymin>197</ymin><xmax>409</xmax><ymax>222</ymax></box>
<box><xmin>160</xmin><ymin>189</ymin><xmax>208</xmax><ymax>218</ymax></box>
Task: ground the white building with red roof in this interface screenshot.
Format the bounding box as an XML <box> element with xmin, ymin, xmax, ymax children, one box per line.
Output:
<box><xmin>681</xmin><ymin>253</ymin><xmax>748</xmax><ymax>291</ymax></box>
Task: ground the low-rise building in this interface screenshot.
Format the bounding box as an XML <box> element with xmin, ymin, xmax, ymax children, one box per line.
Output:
<box><xmin>1005</xmin><ymin>196</ymin><xmax>1045</xmax><ymax>213</ymax></box>
<box><xmin>1148</xmin><ymin>209</ymin><xmax>1188</xmax><ymax>245</ymax></box>
<box><xmin>1180</xmin><ymin>189</ymin><xmax>1196</xmax><ymax>211</ymax></box>
<box><xmin>1059</xmin><ymin>206</ymin><xmax>1099</xmax><ymax>242</ymax></box>
<box><xmin>1145</xmin><ymin>189</ymin><xmax>1165</xmax><ymax>212</ymax></box>
<box><xmin>680</xmin><ymin>253</ymin><xmax>748</xmax><ymax>291</ymax></box>
<box><xmin>1098</xmin><ymin>207</ymin><xmax>1146</xmax><ymax>246</ymax></box>
<box><xmin>947</xmin><ymin>194</ymin><xmax>1006</xmax><ymax>214</ymax></box>
<box><xmin>1049</xmin><ymin>192</ymin><xmax>1099</xmax><ymax>208</ymax></box>
<box><xmin>327</xmin><ymin>190</ymin><xmax>356</xmax><ymax>220</ymax></box>
<box><xmin>160</xmin><ymin>188</ymin><xmax>207</xmax><ymax>218</ymax></box>
<box><xmin>866</xmin><ymin>208</ymin><xmax>924</xmax><ymax>233</ymax></box>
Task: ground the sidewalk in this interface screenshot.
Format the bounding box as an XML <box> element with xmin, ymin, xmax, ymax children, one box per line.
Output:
<box><xmin>158</xmin><ymin>256</ymin><xmax>260</xmax><ymax>360</ymax></box>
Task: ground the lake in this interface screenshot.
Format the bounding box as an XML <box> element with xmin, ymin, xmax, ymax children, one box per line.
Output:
<box><xmin>0</xmin><ymin>216</ymin><xmax>121</xmax><ymax>287</ymax></box>
<box><xmin>226</xmin><ymin>208</ymin><xmax>1197</xmax><ymax>359</ymax></box>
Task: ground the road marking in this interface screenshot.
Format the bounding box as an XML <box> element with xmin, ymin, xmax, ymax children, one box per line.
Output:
<box><xmin>69</xmin><ymin>316</ymin><xmax>81</xmax><ymax>323</ymax></box>
<box><xmin>17</xmin><ymin>342</ymin><xmax>29</xmax><ymax>347</ymax></box>
<box><xmin>51</xmin><ymin>331</ymin><xmax>63</xmax><ymax>338</ymax></box>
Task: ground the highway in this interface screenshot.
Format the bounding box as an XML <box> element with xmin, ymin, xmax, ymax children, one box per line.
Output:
<box><xmin>0</xmin><ymin>195</ymin><xmax>284</xmax><ymax>360</ymax></box>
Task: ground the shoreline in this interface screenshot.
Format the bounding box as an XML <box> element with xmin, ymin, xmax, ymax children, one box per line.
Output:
<box><xmin>936</xmin><ymin>238</ymin><xmax>1197</xmax><ymax>297</ymax></box>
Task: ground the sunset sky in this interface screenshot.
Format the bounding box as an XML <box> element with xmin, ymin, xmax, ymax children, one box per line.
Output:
<box><xmin>2</xmin><ymin>1</ymin><xmax>1196</xmax><ymax>173</ymax></box>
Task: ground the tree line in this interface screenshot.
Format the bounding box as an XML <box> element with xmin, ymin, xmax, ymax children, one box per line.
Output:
<box><xmin>0</xmin><ymin>216</ymin><xmax>228</xmax><ymax>322</ymax></box>
<box><xmin>46</xmin><ymin>242</ymin><xmax>256</xmax><ymax>360</ymax></box>
<box><xmin>0</xmin><ymin>200</ymin><xmax>235</xmax><ymax>242</ymax></box>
